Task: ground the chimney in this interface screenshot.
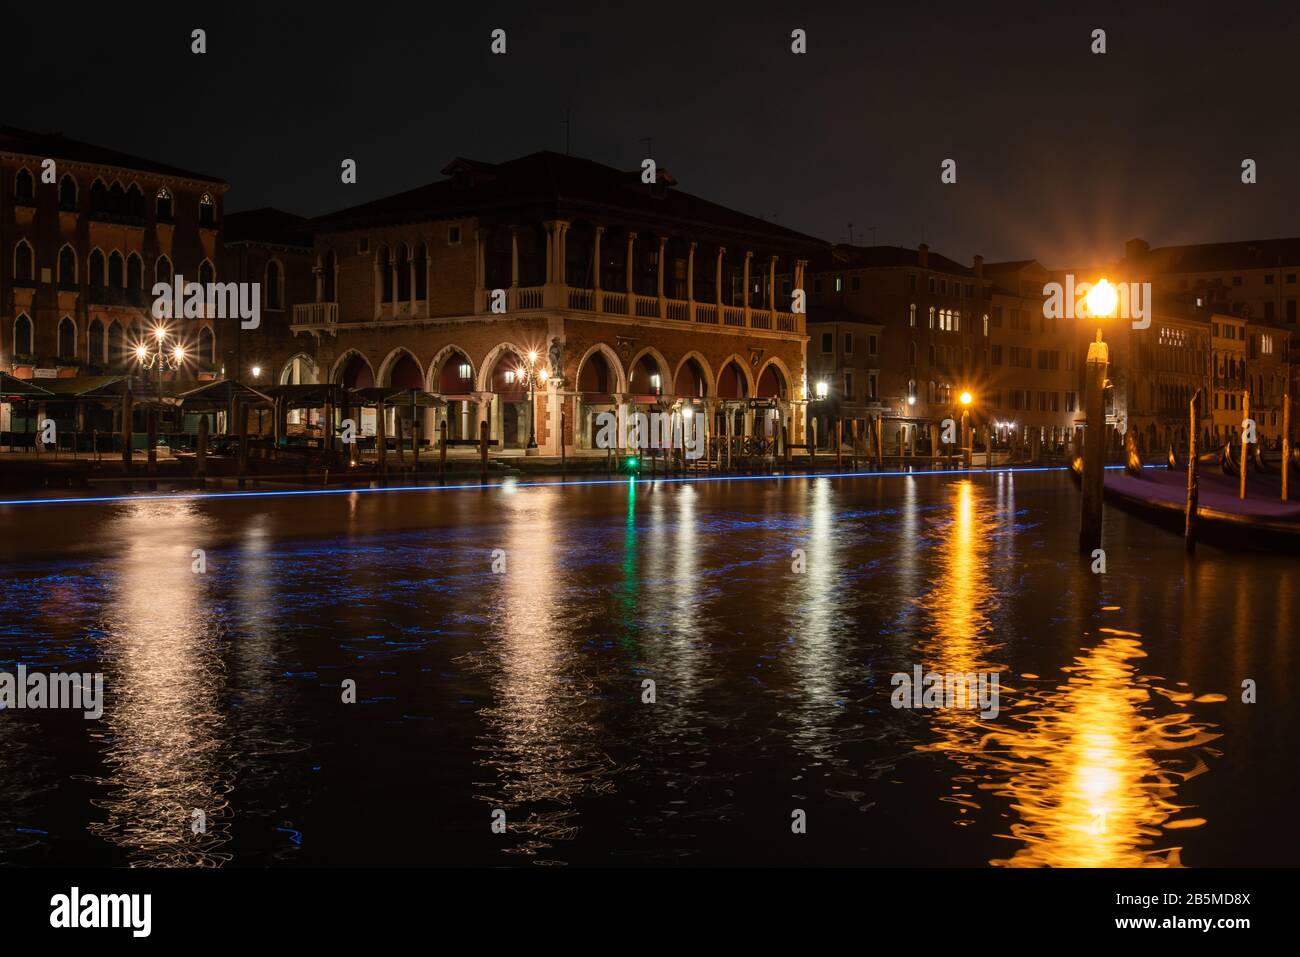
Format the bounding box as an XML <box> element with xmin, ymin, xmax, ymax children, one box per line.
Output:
<box><xmin>918</xmin><ymin>243</ymin><xmax>929</xmax><ymax>267</ymax></box>
<box><xmin>973</xmin><ymin>254</ymin><xmax>983</xmax><ymax>277</ymax></box>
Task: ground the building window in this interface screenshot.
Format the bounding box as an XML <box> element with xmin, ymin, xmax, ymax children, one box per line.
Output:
<box><xmin>266</xmin><ymin>259</ymin><xmax>284</xmax><ymax>310</ymax></box>
<box><xmin>108</xmin><ymin>251</ymin><xmax>124</xmax><ymax>287</ymax></box>
<box><xmin>821</xmin><ymin>332</ymin><xmax>833</xmax><ymax>354</ymax></box>
<box><xmin>909</xmin><ymin>303</ymin><xmax>916</xmax><ymax>326</ymax></box>
<box><xmin>126</xmin><ymin>253</ymin><xmax>142</xmax><ymax>291</ymax></box>
<box><xmin>843</xmin><ymin>371</ymin><xmax>853</xmax><ymax>401</ymax></box>
<box><xmin>14</xmin><ymin>168</ymin><xmax>35</xmax><ymax>205</ymax></box>
<box><xmin>58</xmin><ymin>174</ymin><xmax>77</xmax><ymax>211</ymax></box>
<box><xmin>458</xmin><ymin>362</ymin><xmax>472</xmax><ymax>380</ymax></box>
<box><xmin>909</xmin><ymin>274</ymin><xmax>917</xmax><ymax>292</ymax></box>
<box><xmin>1232</xmin><ymin>275</ymin><xmax>1242</xmax><ymax>286</ymax></box>
<box><xmin>58</xmin><ymin>316</ymin><xmax>76</xmax><ymax>358</ymax></box>
<box><xmin>448</xmin><ymin>225</ymin><xmax>461</xmax><ymax>245</ymax></box>
<box><xmin>414</xmin><ymin>243</ymin><xmax>428</xmax><ymax>300</ymax></box>
<box><xmin>1261</xmin><ymin>334</ymin><xmax>1274</xmax><ymax>355</ymax></box>
<box><xmin>13</xmin><ymin>240</ymin><xmax>34</xmax><ymax>281</ymax></box>
<box><xmin>156</xmin><ymin>187</ymin><xmax>173</xmax><ymax>221</ymax></box>
<box><xmin>868</xmin><ymin>371</ymin><xmax>878</xmax><ymax>401</ymax></box>
<box><xmin>199</xmin><ymin>192</ymin><xmax>216</xmax><ymax>227</ymax></box>
<box><xmin>199</xmin><ymin>259</ymin><xmax>215</xmax><ymax>285</ymax></box>
<box><xmin>844</xmin><ymin>333</ymin><xmax>853</xmax><ymax>355</ymax></box>
<box><xmin>199</xmin><ymin>325</ymin><xmax>215</xmax><ymax>363</ymax></box>
<box><xmin>1265</xmin><ymin>274</ymin><xmax>1275</xmax><ymax>285</ymax></box>
<box><xmin>14</xmin><ymin>314</ymin><xmax>33</xmax><ymax>355</ymax></box>
<box><xmin>322</xmin><ymin>250</ymin><xmax>337</xmax><ymax>301</ymax></box>
<box><xmin>89</xmin><ymin>249</ymin><xmax>105</xmax><ymax>287</ymax></box>
<box><xmin>88</xmin><ymin>319</ymin><xmax>104</xmax><ymax>363</ymax></box>
<box><xmin>835</xmin><ymin>276</ymin><xmax>842</xmax><ymax>292</ymax></box>
<box><xmin>928</xmin><ymin>306</ymin><xmax>936</xmax><ymax>328</ymax></box>
<box><xmin>504</xmin><ymin>370</ymin><xmax>517</xmax><ymax>385</ymax></box>
<box><xmin>982</xmin><ymin>313</ymin><xmax>989</xmax><ymax>336</ymax></box>
<box><xmin>868</xmin><ymin>334</ymin><xmax>878</xmax><ymax>356</ymax></box>
<box><xmin>56</xmin><ymin>245</ymin><xmax>76</xmax><ymax>285</ymax></box>
<box><xmin>156</xmin><ymin>255</ymin><xmax>173</xmax><ymax>286</ymax></box>
<box><xmin>909</xmin><ymin>341</ymin><xmax>917</xmax><ymax>365</ymax></box>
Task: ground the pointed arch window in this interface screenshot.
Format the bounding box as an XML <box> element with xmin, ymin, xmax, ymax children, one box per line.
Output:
<box><xmin>14</xmin><ymin>240</ymin><xmax>34</xmax><ymax>282</ymax></box>
<box><xmin>58</xmin><ymin>174</ymin><xmax>78</xmax><ymax>210</ymax></box>
<box><xmin>58</xmin><ymin>245</ymin><xmax>76</xmax><ymax>285</ymax></box>
<box><xmin>89</xmin><ymin>249</ymin><xmax>106</xmax><ymax>288</ymax></box>
<box><xmin>156</xmin><ymin>187</ymin><xmax>173</xmax><ymax>222</ymax></box>
<box><xmin>14</xmin><ymin>314</ymin><xmax>33</xmax><ymax>356</ymax></box>
<box><xmin>198</xmin><ymin>192</ymin><xmax>216</xmax><ymax>227</ymax></box>
<box><xmin>58</xmin><ymin>317</ymin><xmax>76</xmax><ymax>358</ymax></box>
<box><xmin>266</xmin><ymin>259</ymin><xmax>283</xmax><ymax>310</ymax></box>
<box><xmin>14</xmin><ymin>168</ymin><xmax>35</xmax><ymax>205</ymax></box>
<box><xmin>89</xmin><ymin>319</ymin><xmax>105</xmax><ymax>364</ymax></box>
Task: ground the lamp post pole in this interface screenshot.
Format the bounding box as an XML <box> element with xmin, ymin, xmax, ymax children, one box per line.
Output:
<box><xmin>1077</xmin><ymin>279</ymin><xmax>1120</xmax><ymax>554</ymax></box>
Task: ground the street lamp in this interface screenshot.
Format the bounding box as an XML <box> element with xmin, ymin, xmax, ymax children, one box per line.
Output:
<box><xmin>1078</xmin><ymin>278</ymin><xmax>1116</xmax><ymax>553</ymax></box>
<box><xmin>958</xmin><ymin>389</ymin><xmax>974</xmax><ymax>468</ymax></box>
<box><xmin>516</xmin><ymin>350</ymin><xmax>549</xmax><ymax>454</ymax></box>
<box><xmin>135</xmin><ymin>325</ymin><xmax>187</xmax><ymax>397</ymax></box>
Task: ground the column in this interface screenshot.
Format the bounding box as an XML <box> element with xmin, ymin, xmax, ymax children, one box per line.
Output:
<box><xmin>408</xmin><ymin>251</ymin><xmax>416</xmax><ymax>315</ymax></box>
<box><xmin>715</xmin><ymin>246</ymin><xmax>725</xmax><ymax>307</ymax></box>
<box><xmin>687</xmin><ymin>242</ymin><xmax>697</xmax><ymax>319</ymax></box>
<box><xmin>625</xmin><ymin>232</ymin><xmax>637</xmax><ymax>296</ymax></box>
<box><xmin>510</xmin><ymin>226</ymin><xmax>519</xmax><ymax>288</ymax></box>
<box><xmin>475</xmin><ymin>229</ymin><xmax>487</xmax><ymax>314</ymax></box>
<box><xmin>742</xmin><ymin>251</ymin><xmax>752</xmax><ymax>325</ymax></box>
<box><xmin>656</xmin><ymin>235</ymin><xmax>667</xmax><ymax>318</ymax></box>
<box><xmin>593</xmin><ymin>225</ymin><xmax>603</xmax><ymax>314</ymax></box>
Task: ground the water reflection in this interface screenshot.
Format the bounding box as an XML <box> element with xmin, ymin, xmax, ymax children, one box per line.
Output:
<box><xmin>89</xmin><ymin>500</ymin><xmax>232</xmax><ymax>866</ymax></box>
<box><xmin>982</xmin><ymin>635</ymin><xmax>1220</xmax><ymax>867</ymax></box>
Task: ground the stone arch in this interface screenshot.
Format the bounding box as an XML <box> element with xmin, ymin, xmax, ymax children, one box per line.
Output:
<box><xmin>279</xmin><ymin>352</ymin><xmax>318</xmax><ymax>385</ymax></box>
<box><xmin>755</xmin><ymin>356</ymin><xmax>794</xmax><ymax>399</ymax></box>
<box><xmin>426</xmin><ymin>343</ymin><xmax>476</xmax><ymax>394</ymax></box>
<box><xmin>715</xmin><ymin>353</ymin><xmax>755</xmax><ymax>399</ymax></box>
<box><xmin>331</xmin><ymin>349</ymin><xmax>375</xmax><ymax>389</ymax></box>
<box><xmin>376</xmin><ymin>347</ymin><xmax>425</xmax><ymax>389</ymax></box>
<box><xmin>476</xmin><ymin>341</ymin><xmax>530</xmax><ymax>393</ymax></box>
<box><xmin>572</xmin><ymin>342</ymin><xmax>628</xmax><ymax>396</ymax></box>
<box><xmin>672</xmin><ymin>350</ymin><xmax>715</xmax><ymax>398</ymax></box>
<box><xmin>627</xmin><ymin>346</ymin><xmax>671</xmax><ymax>396</ymax></box>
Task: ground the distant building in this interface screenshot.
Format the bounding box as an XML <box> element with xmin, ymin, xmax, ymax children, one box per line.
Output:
<box><xmin>808</xmin><ymin>243</ymin><xmax>991</xmax><ymax>450</ymax></box>
<box><xmin>280</xmin><ymin>151</ymin><xmax>822</xmax><ymax>452</ymax></box>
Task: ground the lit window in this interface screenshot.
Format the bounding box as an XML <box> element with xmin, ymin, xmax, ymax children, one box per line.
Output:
<box><xmin>504</xmin><ymin>370</ymin><xmax>516</xmax><ymax>384</ymax></box>
<box><xmin>650</xmin><ymin>373</ymin><xmax>661</xmax><ymax>389</ymax></box>
<box><xmin>458</xmin><ymin>363</ymin><xmax>472</xmax><ymax>379</ymax></box>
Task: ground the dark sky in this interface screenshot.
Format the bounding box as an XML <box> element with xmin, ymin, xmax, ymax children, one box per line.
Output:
<box><xmin>10</xmin><ymin>1</ymin><xmax>1300</xmax><ymax>266</ymax></box>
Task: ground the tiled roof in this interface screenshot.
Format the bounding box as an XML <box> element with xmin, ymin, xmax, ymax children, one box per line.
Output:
<box><xmin>0</xmin><ymin>126</ymin><xmax>225</xmax><ymax>184</ymax></box>
<box><xmin>1128</xmin><ymin>237</ymin><xmax>1300</xmax><ymax>274</ymax></box>
<box><xmin>309</xmin><ymin>151</ymin><xmax>827</xmax><ymax>251</ymax></box>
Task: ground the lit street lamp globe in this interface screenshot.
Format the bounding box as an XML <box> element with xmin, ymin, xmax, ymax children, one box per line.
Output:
<box><xmin>1085</xmin><ymin>278</ymin><xmax>1119</xmax><ymax>319</ymax></box>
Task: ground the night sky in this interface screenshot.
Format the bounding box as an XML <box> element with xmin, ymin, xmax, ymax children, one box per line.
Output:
<box><xmin>10</xmin><ymin>1</ymin><xmax>1300</xmax><ymax>265</ymax></box>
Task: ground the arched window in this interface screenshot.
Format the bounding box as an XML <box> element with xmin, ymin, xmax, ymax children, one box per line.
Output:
<box><xmin>377</xmin><ymin>245</ymin><xmax>392</xmax><ymax>302</ymax></box>
<box><xmin>109</xmin><ymin>181</ymin><xmax>125</xmax><ymax>215</ymax></box>
<box><xmin>90</xmin><ymin>178</ymin><xmax>107</xmax><ymax>214</ymax></box>
<box><xmin>414</xmin><ymin>243</ymin><xmax>428</xmax><ymax>300</ymax></box>
<box><xmin>14</xmin><ymin>239</ymin><xmax>34</xmax><ymax>281</ymax></box>
<box><xmin>908</xmin><ymin>379</ymin><xmax>917</xmax><ymax>402</ymax></box>
<box><xmin>107</xmin><ymin>322</ymin><xmax>124</xmax><ymax>365</ymax></box>
<box><xmin>89</xmin><ymin>249</ymin><xmax>106</xmax><ymax>287</ymax></box>
<box><xmin>108</xmin><ymin>251</ymin><xmax>125</xmax><ymax>287</ymax></box>
<box><xmin>14</xmin><ymin>168</ymin><xmax>35</xmax><ymax>205</ymax></box>
<box><xmin>58</xmin><ymin>244</ymin><xmax>76</xmax><ymax>284</ymax></box>
<box><xmin>396</xmin><ymin>243</ymin><xmax>411</xmax><ymax>301</ymax></box>
<box><xmin>321</xmin><ymin>249</ymin><xmax>336</xmax><ymax>301</ymax></box>
<box><xmin>982</xmin><ymin>313</ymin><xmax>989</xmax><ymax>336</ymax></box>
<box><xmin>927</xmin><ymin>380</ymin><xmax>936</xmax><ymax>403</ymax></box>
<box><xmin>909</xmin><ymin>303</ymin><xmax>916</xmax><ymax>327</ymax></box>
<box><xmin>156</xmin><ymin>255</ymin><xmax>173</xmax><ymax>286</ymax></box>
<box><xmin>14</xmin><ymin>314</ymin><xmax>33</xmax><ymax>355</ymax></box>
<box><xmin>126</xmin><ymin>253</ymin><xmax>143</xmax><ymax>291</ymax></box>
<box><xmin>89</xmin><ymin>319</ymin><xmax>105</xmax><ymax>364</ymax></box>
<box><xmin>908</xmin><ymin>342</ymin><xmax>917</xmax><ymax>366</ymax></box>
<box><xmin>198</xmin><ymin>325</ymin><xmax>215</xmax><ymax>364</ymax></box>
<box><xmin>928</xmin><ymin>306</ymin><xmax>936</xmax><ymax>329</ymax></box>
<box><xmin>58</xmin><ymin>174</ymin><xmax>77</xmax><ymax>210</ymax></box>
<box><xmin>265</xmin><ymin>259</ymin><xmax>283</xmax><ymax>310</ymax></box>
<box><xmin>198</xmin><ymin>259</ymin><xmax>215</xmax><ymax>285</ymax></box>
<box><xmin>198</xmin><ymin>192</ymin><xmax>216</xmax><ymax>227</ymax></box>
<box><xmin>58</xmin><ymin>317</ymin><xmax>76</xmax><ymax>358</ymax></box>
<box><xmin>126</xmin><ymin>183</ymin><xmax>144</xmax><ymax>218</ymax></box>
<box><xmin>156</xmin><ymin>187</ymin><xmax>173</xmax><ymax>221</ymax></box>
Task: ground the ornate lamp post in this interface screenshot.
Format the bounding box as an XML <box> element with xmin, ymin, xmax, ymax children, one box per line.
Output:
<box><xmin>517</xmin><ymin>350</ymin><xmax>550</xmax><ymax>455</ymax></box>
<box><xmin>958</xmin><ymin>389</ymin><xmax>974</xmax><ymax>468</ymax></box>
<box><xmin>135</xmin><ymin>325</ymin><xmax>187</xmax><ymax>396</ymax></box>
<box><xmin>1079</xmin><ymin>278</ymin><xmax>1116</xmax><ymax>553</ymax></box>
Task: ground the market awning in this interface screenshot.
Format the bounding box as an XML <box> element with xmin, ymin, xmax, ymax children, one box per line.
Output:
<box><xmin>0</xmin><ymin>372</ymin><xmax>55</xmax><ymax>400</ymax></box>
<box><xmin>30</xmin><ymin>376</ymin><xmax>131</xmax><ymax>401</ymax></box>
<box><xmin>178</xmin><ymin>379</ymin><xmax>273</xmax><ymax>409</ymax></box>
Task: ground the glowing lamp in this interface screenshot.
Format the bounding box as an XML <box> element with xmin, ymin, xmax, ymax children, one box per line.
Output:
<box><xmin>1085</xmin><ymin>278</ymin><xmax>1118</xmax><ymax>318</ymax></box>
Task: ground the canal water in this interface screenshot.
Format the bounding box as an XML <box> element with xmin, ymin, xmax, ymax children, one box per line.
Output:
<box><xmin>0</xmin><ymin>470</ymin><xmax>1294</xmax><ymax>867</ymax></box>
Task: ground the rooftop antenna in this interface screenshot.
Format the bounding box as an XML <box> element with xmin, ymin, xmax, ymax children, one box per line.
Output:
<box><xmin>848</xmin><ymin>222</ymin><xmax>854</xmax><ymax>245</ymax></box>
